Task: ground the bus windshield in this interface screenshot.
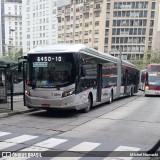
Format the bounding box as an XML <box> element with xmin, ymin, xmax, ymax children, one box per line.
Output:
<box><xmin>27</xmin><ymin>53</ymin><xmax>75</xmax><ymax>88</ymax></box>
<box><xmin>148</xmin><ymin>73</ymin><xmax>160</xmax><ymax>85</ymax></box>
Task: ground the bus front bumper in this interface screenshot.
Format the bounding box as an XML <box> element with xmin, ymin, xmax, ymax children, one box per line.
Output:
<box><xmin>25</xmin><ymin>94</ymin><xmax>86</xmax><ymax>110</ymax></box>
<box><xmin>145</xmin><ymin>90</ymin><xmax>160</xmax><ymax>96</ymax></box>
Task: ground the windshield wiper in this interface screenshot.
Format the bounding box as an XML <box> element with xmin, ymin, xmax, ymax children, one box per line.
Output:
<box><xmin>55</xmin><ymin>85</ymin><xmax>60</xmax><ymax>90</ymax></box>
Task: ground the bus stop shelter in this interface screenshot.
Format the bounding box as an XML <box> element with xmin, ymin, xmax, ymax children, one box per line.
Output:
<box><xmin>0</xmin><ymin>64</ymin><xmax>8</xmax><ymax>102</ymax></box>
<box><xmin>0</xmin><ymin>60</ymin><xmax>16</xmax><ymax>111</ymax></box>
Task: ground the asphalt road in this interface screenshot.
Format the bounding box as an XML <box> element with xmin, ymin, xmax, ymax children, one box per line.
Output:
<box><xmin>0</xmin><ymin>90</ymin><xmax>160</xmax><ymax>160</ymax></box>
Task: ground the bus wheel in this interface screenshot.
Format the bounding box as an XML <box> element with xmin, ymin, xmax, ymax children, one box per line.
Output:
<box><xmin>83</xmin><ymin>95</ymin><xmax>92</xmax><ymax>113</ymax></box>
<box><xmin>108</xmin><ymin>90</ymin><xmax>113</xmax><ymax>104</ymax></box>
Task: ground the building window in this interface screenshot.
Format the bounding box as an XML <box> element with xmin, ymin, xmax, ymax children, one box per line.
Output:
<box><xmin>95</xmin><ymin>30</ymin><xmax>99</xmax><ymax>34</ymax></box>
<box><xmin>106</xmin><ymin>21</ymin><xmax>109</xmax><ymax>27</ymax></box>
<box><xmin>106</xmin><ymin>12</ymin><xmax>110</xmax><ymax>19</ymax></box>
<box><xmin>151</xmin><ymin>11</ymin><xmax>155</xmax><ymax>18</ymax></box>
<box><xmin>84</xmin><ymin>39</ymin><xmax>88</xmax><ymax>43</ymax></box>
<box><xmin>95</xmin><ymin>11</ymin><xmax>100</xmax><ymax>17</ymax></box>
<box><xmin>94</xmin><ymin>38</ymin><xmax>98</xmax><ymax>43</ymax></box>
<box><xmin>107</xmin><ymin>3</ymin><xmax>110</xmax><ymax>10</ymax></box>
<box><xmin>149</xmin><ymin>29</ymin><xmax>153</xmax><ymax>36</ymax></box>
<box><xmin>105</xmin><ymin>38</ymin><xmax>108</xmax><ymax>44</ymax></box>
<box><xmin>152</xmin><ymin>2</ymin><xmax>155</xmax><ymax>9</ymax></box>
<box><xmin>95</xmin><ymin>21</ymin><xmax>99</xmax><ymax>26</ymax></box>
<box><xmin>150</xmin><ymin>20</ymin><xmax>154</xmax><ymax>27</ymax></box>
<box><xmin>85</xmin><ymin>31</ymin><xmax>88</xmax><ymax>35</ymax></box>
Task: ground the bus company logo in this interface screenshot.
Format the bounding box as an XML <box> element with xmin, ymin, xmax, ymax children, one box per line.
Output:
<box><xmin>2</xmin><ymin>152</ymin><xmax>12</xmax><ymax>157</ymax></box>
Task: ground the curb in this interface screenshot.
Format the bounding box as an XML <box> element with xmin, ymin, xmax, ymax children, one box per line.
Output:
<box><xmin>0</xmin><ymin>109</ymin><xmax>38</xmax><ymax>118</ymax></box>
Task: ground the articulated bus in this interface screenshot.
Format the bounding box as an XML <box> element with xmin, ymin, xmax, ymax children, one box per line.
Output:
<box><xmin>144</xmin><ymin>64</ymin><xmax>160</xmax><ymax>96</ymax></box>
<box><xmin>20</xmin><ymin>44</ymin><xmax>140</xmax><ymax>112</ymax></box>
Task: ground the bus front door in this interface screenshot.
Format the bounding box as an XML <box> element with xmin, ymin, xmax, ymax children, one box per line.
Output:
<box><xmin>18</xmin><ymin>56</ymin><xmax>27</xmax><ymax>106</ymax></box>
<box><xmin>97</xmin><ymin>64</ymin><xmax>102</xmax><ymax>102</ymax></box>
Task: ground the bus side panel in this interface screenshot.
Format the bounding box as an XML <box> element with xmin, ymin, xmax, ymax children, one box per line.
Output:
<box><xmin>120</xmin><ymin>64</ymin><xmax>140</xmax><ymax>96</ymax></box>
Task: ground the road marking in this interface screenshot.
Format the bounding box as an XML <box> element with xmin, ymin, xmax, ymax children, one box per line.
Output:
<box><xmin>104</xmin><ymin>145</ymin><xmax>141</xmax><ymax>160</ymax></box>
<box><xmin>21</xmin><ymin>137</ymin><xmax>68</xmax><ymax>151</ymax></box>
<box><xmin>51</xmin><ymin>141</ymin><xmax>100</xmax><ymax>160</ymax></box>
<box><xmin>0</xmin><ymin>135</ymin><xmax>38</xmax><ymax>150</ymax></box>
<box><xmin>0</xmin><ymin>138</ymin><xmax>68</xmax><ymax>160</ymax></box>
<box><xmin>0</xmin><ymin>131</ymin><xmax>11</xmax><ymax>137</ymax></box>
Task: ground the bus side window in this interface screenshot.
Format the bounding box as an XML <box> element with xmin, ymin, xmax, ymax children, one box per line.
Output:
<box><xmin>80</xmin><ymin>66</ymin><xmax>86</xmax><ymax>77</ymax></box>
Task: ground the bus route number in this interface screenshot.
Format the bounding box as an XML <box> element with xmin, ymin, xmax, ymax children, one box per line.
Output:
<box><xmin>37</xmin><ymin>56</ymin><xmax>62</xmax><ymax>62</ymax></box>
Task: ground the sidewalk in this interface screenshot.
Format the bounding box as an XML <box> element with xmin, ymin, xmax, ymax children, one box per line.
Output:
<box><xmin>0</xmin><ymin>95</ymin><xmax>37</xmax><ymax>118</ymax></box>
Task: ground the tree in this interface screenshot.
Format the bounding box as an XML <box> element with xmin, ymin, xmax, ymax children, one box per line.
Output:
<box><xmin>129</xmin><ymin>50</ymin><xmax>160</xmax><ymax>70</ymax></box>
<box><xmin>2</xmin><ymin>48</ymin><xmax>23</xmax><ymax>61</ymax></box>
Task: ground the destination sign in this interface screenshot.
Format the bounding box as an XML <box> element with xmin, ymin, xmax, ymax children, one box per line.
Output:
<box><xmin>35</xmin><ymin>56</ymin><xmax>65</xmax><ymax>62</ymax></box>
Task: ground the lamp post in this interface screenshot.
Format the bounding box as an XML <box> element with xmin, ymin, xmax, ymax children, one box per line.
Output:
<box><xmin>9</xmin><ymin>29</ymin><xmax>15</xmax><ymax>111</ymax></box>
<box><xmin>10</xmin><ymin>29</ymin><xmax>15</xmax><ymax>59</ymax></box>
<box><xmin>119</xmin><ymin>45</ymin><xmax>123</xmax><ymax>60</ymax></box>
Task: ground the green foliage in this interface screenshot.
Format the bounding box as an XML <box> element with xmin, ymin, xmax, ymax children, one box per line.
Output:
<box><xmin>2</xmin><ymin>48</ymin><xmax>23</xmax><ymax>61</ymax></box>
<box><xmin>129</xmin><ymin>50</ymin><xmax>160</xmax><ymax>70</ymax></box>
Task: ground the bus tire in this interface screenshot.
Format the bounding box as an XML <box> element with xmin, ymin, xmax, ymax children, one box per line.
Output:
<box><xmin>83</xmin><ymin>95</ymin><xmax>92</xmax><ymax>113</ymax></box>
<box><xmin>108</xmin><ymin>90</ymin><xmax>113</xmax><ymax>104</ymax></box>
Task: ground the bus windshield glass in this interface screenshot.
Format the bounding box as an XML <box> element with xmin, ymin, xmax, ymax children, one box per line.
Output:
<box><xmin>27</xmin><ymin>53</ymin><xmax>75</xmax><ymax>88</ymax></box>
<box><xmin>148</xmin><ymin>72</ymin><xmax>160</xmax><ymax>85</ymax></box>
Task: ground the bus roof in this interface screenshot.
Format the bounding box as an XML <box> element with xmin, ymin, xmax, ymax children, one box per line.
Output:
<box><xmin>28</xmin><ymin>43</ymin><xmax>87</xmax><ymax>53</ymax></box>
<box><xmin>28</xmin><ymin>43</ymin><xmax>119</xmax><ymax>62</ymax></box>
<box><xmin>122</xmin><ymin>60</ymin><xmax>139</xmax><ymax>70</ymax></box>
<box><xmin>28</xmin><ymin>43</ymin><xmax>139</xmax><ymax>70</ymax></box>
<box><xmin>147</xmin><ymin>63</ymin><xmax>160</xmax><ymax>72</ymax></box>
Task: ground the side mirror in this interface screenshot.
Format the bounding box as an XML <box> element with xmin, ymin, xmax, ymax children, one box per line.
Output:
<box><xmin>18</xmin><ymin>62</ymin><xmax>22</xmax><ymax>73</ymax></box>
<box><xmin>32</xmin><ymin>81</ymin><xmax>36</xmax><ymax>89</ymax></box>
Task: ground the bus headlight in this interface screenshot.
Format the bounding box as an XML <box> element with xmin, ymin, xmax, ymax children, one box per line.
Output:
<box><xmin>145</xmin><ymin>86</ymin><xmax>149</xmax><ymax>90</ymax></box>
<box><xmin>25</xmin><ymin>90</ymin><xmax>30</xmax><ymax>95</ymax></box>
<box><xmin>62</xmin><ymin>88</ymin><xmax>75</xmax><ymax>97</ymax></box>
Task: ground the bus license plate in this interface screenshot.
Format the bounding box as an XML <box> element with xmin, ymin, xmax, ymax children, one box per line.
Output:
<box><xmin>41</xmin><ymin>104</ymin><xmax>50</xmax><ymax>108</ymax></box>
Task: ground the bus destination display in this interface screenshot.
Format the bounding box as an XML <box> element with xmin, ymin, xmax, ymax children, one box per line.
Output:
<box><xmin>35</xmin><ymin>56</ymin><xmax>64</xmax><ymax>62</ymax></box>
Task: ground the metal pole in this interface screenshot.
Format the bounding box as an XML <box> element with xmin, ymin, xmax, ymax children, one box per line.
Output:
<box><xmin>23</xmin><ymin>62</ymin><xmax>26</xmax><ymax>106</ymax></box>
<box><xmin>10</xmin><ymin>29</ymin><xmax>15</xmax><ymax>59</ymax></box>
<box><xmin>10</xmin><ymin>72</ymin><xmax>13</xmax><ymax>111</ymax></box>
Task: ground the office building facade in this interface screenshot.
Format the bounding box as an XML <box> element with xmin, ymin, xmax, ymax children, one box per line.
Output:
<box><xmin>0</xmin><ymin>0</ymin><xmax>22</xmax><ymax>57</ymax></box>
<box><xmin>22</xmin><ymin>0</ymin><xmax>58</xmax><ymax>54</ymax></box>
<box><xmin>58</xmin><ymin>0</ymin><xmax>160</xmax><ymax>60</ymax></box>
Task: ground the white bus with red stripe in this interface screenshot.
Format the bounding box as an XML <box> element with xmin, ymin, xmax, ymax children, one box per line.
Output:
<box><xmin>20</xmin><ymin>44</ymin><xmax>140</xmax><ymax>112</ymax></box>
<box><xmin>145</xmin><ymin>64</ymin><xmax>160</xmax><ymax>96</ymax></box>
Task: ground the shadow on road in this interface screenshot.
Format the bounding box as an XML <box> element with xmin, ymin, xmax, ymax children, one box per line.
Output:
<box><xmin>28</xmin><ymin>109</ymin><xmax>79</xmax><ymax>118</ymax></box>
<box><xmin>27</xmin><ymin>94</ymin><xmax>140</xmax><ymax>118</ymax></box>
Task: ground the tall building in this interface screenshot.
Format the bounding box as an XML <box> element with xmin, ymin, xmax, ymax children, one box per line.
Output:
<box><xmin>57</xmin><ymin>0</ymin><xmax>105</xmax><ymax>51</ymax></box>
<box><xmin>0</xmin><ymin>0</ymin><xmax>22</xmax><ymax>57</ymax></box>
<box><xmin>58</xmin><ymin>0</ymin><xmax>160</xmax><ymax>60</ymax></box>
<box><xmin>0</xmin><ymin>0</ymin><xmax>3</xmax><ymax>57</ymax></box>
<box><xmin>22</xmin><ymin>0</ymin><xmax>58</xmax><ymax>54</ymax></box>
<box><xmin>108</xmin><ymin>0</ymin><xmax>160</xmax><ymax>60</ymax></box>
<box><xmin>156</xmin><ymin>3</ymin><xmax>160</xmax><ymax>51</ymax></box>
<box><xmin>57</xmin><ymin>0</ymin><xmax>71</xmax><ymax>7</ymax></box>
